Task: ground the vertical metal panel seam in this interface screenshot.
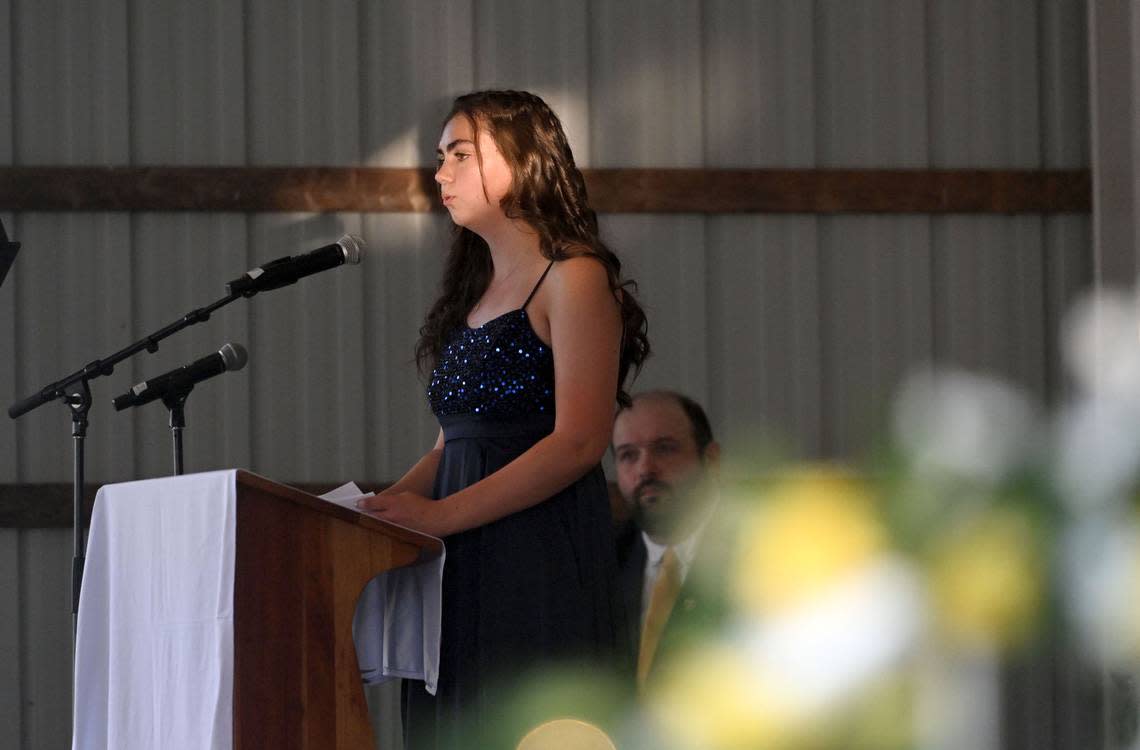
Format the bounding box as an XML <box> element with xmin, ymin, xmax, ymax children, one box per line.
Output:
<box><xmin>355</xmin><ymin>0</ymin><xmax>366</xmax><ymax>167</ymax></box>
<box><xmin>1036</xmin><ymin>1</ymin><xmax>1050</xmax><ymax>170</ymax></box>
<box><xmin>1037</xmin><ymin>4</ymin><xmax>1059</xmax><ymax>408</ymax></box>
<box><xmin>59</xmin><ymin>3</ymin><xmax>70</xmax><ymax>157</ymax></box>
<box><xmin>923</xmin><ymin>0</ymin><xmax>941</xmax><ymax>371</ymax></box>
<box><xmin>582</xmin><ymin>0</ymin><xmax>592</xmax><ymax>169</ymax></box>
<box><xmin>697</xmin><ymin>0</ymin><xmax>715</xmax><ymax>419</ymax></box>
<box><xmin>810</xmin><ymin>0</ymin><xmax>825</xmax><ymax>168</ymax></box>
<box><xmin>964</xmin><ymin>0</ymin><xmax>976</xmax><ymax>163</ymax></box>
<box><xmin>125</xmin><ymin>0</ymin><xmax>137</xmax><ymax>159</ymax></box>
<box><xmin>1041</xmin><ymin>5</ymin><xmax>1087</xmax><ymax>412</ymax></box>
<box><xmin>697</xmin><ymin>0</ymin><xmax>708</xmax><ymax>166</ymax></box>
<box><xmin>229</xmin><ymin>0</ymin><xmax>253</xmax><ymax>472</ymax></box>
<box><xmin>125</xmin><ymin>0</ymin><xmax>140</xmax><ymax>474</ymax></box>
<box><xmin>354</xmin><ymin>0</ymin><xmax>372</xmax><ymax>482</ymax></box>
<box><xmin>471</xmin><ymin>0</ymin><xmax>479</xmax><ymax>88</ymax></box>
<box><xmin>810</xmin><ymin>0</ymin><xmax>832</xmax><ymax>456</ymax></box>
<box><xmin>293</xmin><ymin>0</ymin><xmax>304</xmax><ymax>160</ymax></box>
<box><xmin>585</xmin><ymin>0</ymin><xmax>595</xmax><ymax>166</ymax></box>
<box><xmin>695</xmin><ymin>0</ymin><xmax>711</xmax><ymax>404</ymax></box>
<box><xmin>1087</xmin><ymin>1</ymin><xmax>1106</xmax><ymax>292</ymax></box>
<box><xmin>7</xmin><ymin>0</ymin><xmax>17</xmax><ymax>163</ymax></box>
<box><xmin>347</xmin><ymin>0</ymin><xmax>367</xmax><ymax>480</ymax></box>
<box><xmin>8</xmin><ymin>223</ymin><xmax>20</xmax><ymax>477</ymax></box>
<box><xmin>241</xmin><ymin>0</ymin><xmax>252</xmax><ymax>165</ymax></box>
<box><xmin>16</xmin><ymin>531</ymin><xmax>27</xmax><ymax>749</ymax></box>
<box><xmin>7</xmin><ymin>0</ymin><xmax>23</xmax><ymax>480</ymax></box>
<box><xmin>240</xmin><ymin>0</ymin><xmax>257</xmax><ymax>469</ymax></box>
<box><xmin>292</xmin><ymin>1</ymin><xmax>310</xmax><ymax>478</ymax></box>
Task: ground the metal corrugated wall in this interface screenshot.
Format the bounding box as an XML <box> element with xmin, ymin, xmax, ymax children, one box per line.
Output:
<box><xmin>0</xmin><ymin>1</ymin><xmax>1091</xmax><ymax>748</ymax></box>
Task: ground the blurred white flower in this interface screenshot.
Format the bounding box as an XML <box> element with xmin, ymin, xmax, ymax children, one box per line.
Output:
<box><xmin>1053</xmin><ymin>397</ymin><xmax>1140</xmax><ymax>512</ymax></box>
<box><xmin>1063</xmin><ymin>288</ymin><xmax>1140</xmax><ymax>403</ymax></box>
<box><xmin>733</xmin><ymin>556</ymin><xmax>925</xmax><ymax>713</ymax></box>
<box><xmin>1063</xmin><ymin>513</ymin><xmax>1140</xmax><ymax>665</ymax></box>
<box><xmin>1052</xmin><ymin>289</ymin><xmax>1140</xmax><ymax>513</ymax></box>
<box><xmin>728</xmin><ymin>469</ymin><xmax>886</xmax><ymax>617</ymax></box>
<box><xmin>893</xmin><ymin>369</ymin><xmax>1037</xmax><ymax>484</ymax></box>
<box><xmin>648</xmin><ymin>557</ymin><xmax>924</xmax><ymax>750</ymax></box>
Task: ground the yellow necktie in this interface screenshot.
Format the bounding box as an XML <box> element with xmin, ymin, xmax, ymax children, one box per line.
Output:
<box><xmin>638</xmin><ymin>546</ymin><xmax>682</xmax><ymax>690</ymax></box>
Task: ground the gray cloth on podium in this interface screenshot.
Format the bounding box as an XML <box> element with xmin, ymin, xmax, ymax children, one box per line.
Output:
<box><xmin>352</xmin><ymin>553</ymin><xmax>444</xmax><ymax>695</ymax></box>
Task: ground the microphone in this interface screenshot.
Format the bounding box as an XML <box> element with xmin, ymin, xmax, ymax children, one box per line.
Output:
<box><xmin>112</xmin><ymin>342</ymin><xmax>248</xmax><ymax>411</ymax></box>
<box><xmin>227</xmin><ymin>234</ymin><xmax>364</xmax><ymax>297</ymax></box>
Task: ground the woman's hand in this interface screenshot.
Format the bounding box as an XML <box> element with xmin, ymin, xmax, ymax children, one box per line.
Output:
<box><xmin>356</xmin><ymin>491</ymin><xmax>454</xmax><ymax>537</ymax></box>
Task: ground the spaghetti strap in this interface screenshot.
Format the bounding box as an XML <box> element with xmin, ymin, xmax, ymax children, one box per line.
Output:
<box><xmin>521</xmin><ymin>261</ymin><xmax>555</xmax><ymax>311</ymax></box>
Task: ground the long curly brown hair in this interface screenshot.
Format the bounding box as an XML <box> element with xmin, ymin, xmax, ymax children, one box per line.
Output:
<box><xmin>416</xmin><ymin>90</ymin><xmax>650</xmax><ymax>405</ymax></box>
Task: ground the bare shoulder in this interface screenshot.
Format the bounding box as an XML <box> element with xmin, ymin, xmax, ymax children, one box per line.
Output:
<box><xmin>529</xmin><ymin>252</ymin><xmax>618</xmax><ymax>343</ymax></box>
<box><xmin>546</xmin><ymin>253</ymin><xmax>612</xmax><ymax>297</ymax></box>
<box><xmin>545</xmin><ymin>254</ymin><xmax>621</xmax><ymax>334</ymax></box>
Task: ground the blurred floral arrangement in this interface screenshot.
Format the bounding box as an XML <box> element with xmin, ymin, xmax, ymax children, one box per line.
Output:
<box><xmin>486</xmin><ymin>287</ymin><xmax>1140</xmax><ymax>750</ymax></box>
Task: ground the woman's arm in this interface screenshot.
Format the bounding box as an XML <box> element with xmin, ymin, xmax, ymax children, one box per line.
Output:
<box><xmin>375</xmin><ymin>428</ymin><xmax>444</xmax><ymax>497</ymax></box>
<box><xmin>362</xmin><ymin>256</ymin><xmax>621</xmax><ymax>536</ymax></box>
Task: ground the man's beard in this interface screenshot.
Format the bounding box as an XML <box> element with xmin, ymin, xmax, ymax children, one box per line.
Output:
<box><xmin>632</xmin><ymin>479</ymin><xmax>693</xmax><ymax>542</ymax></box>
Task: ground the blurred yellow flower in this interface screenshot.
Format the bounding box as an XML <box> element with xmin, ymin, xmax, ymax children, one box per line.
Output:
<box><xmin>649</xmin><ymin>645</ymin><xmax>808</xmax><ymax>750</ymax></box>
<box><xmin>928</xmin><ymin>508</ymin><xmax>1043</xmax><ymax>649</ymax></box>
<box><xmin>731</xmin><ymin>469</ymin><xmax>887</xmax><ymax>616</ymax></box>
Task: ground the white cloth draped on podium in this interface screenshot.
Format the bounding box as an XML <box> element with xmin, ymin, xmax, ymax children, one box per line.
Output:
<box><xmin>72</xmin><ymin>470</ymin><xmax>442</xmax><ymax>750</ymax></box>
<box><xmin>73</xmin><ymin>470</ymin><xmax>237</xmax><ymax>750</ymax></box>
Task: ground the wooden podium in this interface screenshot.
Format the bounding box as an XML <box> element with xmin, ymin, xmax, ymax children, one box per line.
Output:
<box><xmin>231</xmin><ymin>471</ymin><xmax>442</xmax><ymax>749</ymax></box>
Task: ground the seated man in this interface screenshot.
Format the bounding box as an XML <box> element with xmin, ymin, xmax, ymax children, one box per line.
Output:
<box><xmin>612</xmin><ymin>390</ymin><xmax>720</xmax><ymax>689</ymax></box>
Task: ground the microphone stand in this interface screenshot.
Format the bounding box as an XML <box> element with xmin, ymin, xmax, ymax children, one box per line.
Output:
<box><xmin>7</xmin><ymin>291</ymin><xmax>242</xmax><ymax>647</ymax></box>
<box><xmin>161</xmin><ymin>386</ymin><xmax>193</xmax><ymax>476</ymax></box>
<box><xmin>66</xmin><ymin>380</ymin><xmax>92</xmax><ymax>644</ymax></box>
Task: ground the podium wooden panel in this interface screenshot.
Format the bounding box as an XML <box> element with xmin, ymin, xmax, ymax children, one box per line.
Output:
<box><xmin>231</xmin><ymin>471</ymin><xmax>442</xmax><ymax>749</ymax></box>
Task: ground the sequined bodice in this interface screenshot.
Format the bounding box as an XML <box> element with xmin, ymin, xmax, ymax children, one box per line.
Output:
<box><xmin>428</xmin><ymin>309</ymin><xmax>555</xmax><ymax>418</ymax></box>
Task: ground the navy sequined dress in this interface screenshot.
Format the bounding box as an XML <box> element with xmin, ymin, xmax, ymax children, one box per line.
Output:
<box><xmin>403</xmin><ymin>262</ymin><xmax>628</xmax><ymax>749</ymax></box>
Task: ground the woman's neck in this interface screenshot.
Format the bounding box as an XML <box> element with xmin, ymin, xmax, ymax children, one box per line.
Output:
<box><xmin>479</xmin><ymin>219</ymin><xmax>545</xmax><ymax>280</ymax></box>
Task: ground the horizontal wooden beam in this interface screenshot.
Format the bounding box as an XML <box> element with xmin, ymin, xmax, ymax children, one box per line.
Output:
<box><xmin>588</xmin><ymin>168</ymin><xmax>1090</xmax><ymax>214</ymax></box>
<box><xmin>0</xmin><ymin>166</ymin><xmax>1090</xmax><ymax>214</ymax></box>
<box><xmin>0</xmin><ymin>482</ymin><xmax>388</xmax><ymax>528</ymax></box>
<box><xmin>0</xmin><ymin>483</ymin><xmax>90</xmax><ymax>528</ymax></box>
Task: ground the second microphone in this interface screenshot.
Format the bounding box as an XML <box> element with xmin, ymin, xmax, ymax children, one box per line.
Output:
<box><xmin>113</xmin><ymin>343</ymin><xmax>248</xmax><ymax>411</ymax></box>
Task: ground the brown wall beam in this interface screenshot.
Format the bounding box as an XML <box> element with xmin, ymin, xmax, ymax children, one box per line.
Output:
<box><xmin>0</xmin><ymin>166</ymin><xmax>1090</xmax><ymax>214</ymax></box>
<box><xmin>0</xmin><ymin>484</ymin><xmax>90</xmax><ymax>528</ymax></box>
